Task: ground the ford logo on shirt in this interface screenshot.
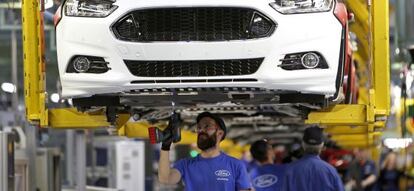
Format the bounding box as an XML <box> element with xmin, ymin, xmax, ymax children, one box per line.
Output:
<box><xmin>215</xmin><ymin>170</ymin><xmax>231</xmax><ymax>177</ymax></box>
<box><xmin>253</xmin><ymin>174</ymin><xmax>278</xmax><ymax>188</ymax></box>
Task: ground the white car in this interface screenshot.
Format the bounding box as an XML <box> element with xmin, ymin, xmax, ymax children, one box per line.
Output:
<box><xmin>55</xmin><ymin>0</ymin><xmax>349</xmax><ymax>110</ymax></box>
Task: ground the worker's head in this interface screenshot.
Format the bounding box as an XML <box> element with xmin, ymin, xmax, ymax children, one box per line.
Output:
<box><xmin>301</xmin><ymin>126</ymin><xmax>324</xmax><ymax>155</ymax></box>
<box><xmin>289</xmin><ymin>143</ymin><xmax>303</xmax><ymax>160</ymax></box>
<box><xmin>383</xmin><ymin>152</ymin><xmax>397</xmax><ymax>170</ymax></box>
<box><xmin>196</xmin><ymin>112</ymin><xmax>226</xmax><ymax>151</ymax></box>
<box><xmin>353</xmin><ymin>148</ymin><xmax>369</xmax><ymax>161</ymax></box>
<box><xmin>250</xmin><ymin>139</ymin><xmax>274</xmax><ymax>164</ymax></box>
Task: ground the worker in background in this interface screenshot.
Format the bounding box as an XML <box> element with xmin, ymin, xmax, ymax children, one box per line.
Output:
<box><xmin>345</xmin><ymin>148</ymin><xmax>377</xmax><ymax>191</ymax></box>
<box><xmin>241</xmin><ymin>152</ymin><xmax>259</xmax><ymax>173</ymax></box>
<box><xmin>158</xmin><ymin>112</ymin><xmax>252</xmax><ymax>191</ymax></box>
<box><xmin>379</xmin><ymin>152</ymin><xmax>402</xmax><ymax>191</ymax></box>
<box><xmin>281</xmin><ymin>126</ymin><xmax>345</xmax><ymax>191</ymax></box>
<box><xmin>282</xmin><ymin>142</ymin><xmax>303</xmax><ymax>163</ymax></box>
<box><xmin>249</xmin><ymin>139</ymin><xmax>286</xmax><ymax>191</ymax></box>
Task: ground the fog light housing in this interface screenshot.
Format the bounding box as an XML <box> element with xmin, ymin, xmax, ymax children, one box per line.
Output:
<box><xmin>67</xmin><ymin>56</ymin><xmax>110</xmax><ymax>74</ymax></box>
<box><xmin>301</xmin><ymin>53</ymin><xmax>320</xmax><ymax>69</ymax></box>
<box><xmin>279</xmin><ymin>52</ymin><xmax>328</xmax><ymax>70</ymax></box>
<box><xmin>73</xmin><ymin>57</ymin><xmax>90</xmax><ymax>73</ymax></box>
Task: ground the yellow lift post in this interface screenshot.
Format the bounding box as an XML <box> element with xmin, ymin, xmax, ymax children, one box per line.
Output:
<box><xmin>306</xmin><ymin>0</ymin><xmax>390</xmax><ymax>150</ymax></box>
<box><xmin>22</xmin><ymin>0</ymin><xmax>390</xmax><ymax>149</ymax></box>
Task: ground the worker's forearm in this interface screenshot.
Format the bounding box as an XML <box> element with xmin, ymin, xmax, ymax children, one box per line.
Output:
<box><xmin>361</xmin><ymin>175</ymin><xmax>376</xmax><ymax>188</ymax></box>
<box><xmin>158</xmin><ymin>150</ymin><xmax>171</xmax><ymax>183</ymax></box>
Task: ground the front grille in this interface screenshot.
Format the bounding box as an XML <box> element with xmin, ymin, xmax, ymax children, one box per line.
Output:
<box><xmin>112</xmin><ymin>7</ymin><xmax>275</xmax><ymax>42</ymax></box>
<box><xmin>125</xmin><ymin>58</ymin><xmax>264</xmax><ymax>77</ymax></box>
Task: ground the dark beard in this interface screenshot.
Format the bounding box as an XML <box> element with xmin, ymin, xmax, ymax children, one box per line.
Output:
<box><xmin>197</xmin><ymin>132</ymin><xmax>217</xmax><ymax>151</ymax></box>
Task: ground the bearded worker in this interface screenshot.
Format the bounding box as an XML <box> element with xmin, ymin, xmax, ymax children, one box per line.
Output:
<box><xmin>158</xmin><ymin>112</ymin><xmax>252</xmax><ymax>191</ymax></box>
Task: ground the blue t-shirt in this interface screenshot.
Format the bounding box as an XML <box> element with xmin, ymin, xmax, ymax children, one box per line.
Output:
<box><xmin>250</xmin><ymin>164</ymin><xmax>286</xmax><ymax>191</ymax></box>
<box><xmin>346</xmin><ymin>160</ymin><xmax>377</xmax><ymax>191</ymax></box>
<box><xmin>361</xmin><ymin>160</ymin><xmax>376</xmax><ymax>191</ymax></box>
<box><xmin>173</xmin><ymin>152</ymin><xmax>251</xmax><ymax>191</ymax></box>
<box><xmin>281</xmin><ymin>154</ymin><xmax>344</xmax><ymax>191</ymax></box>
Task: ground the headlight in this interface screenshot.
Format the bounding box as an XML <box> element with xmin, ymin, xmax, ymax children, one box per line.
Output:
<box><xmin>64</xmin><ymin>0</ymin><xmax>118</xmax><ymax>17</ymax></box>
<box><xmin>270</xmin><ymin>0</ymin><xmax>333</xmax><ymax>14</ymax></box>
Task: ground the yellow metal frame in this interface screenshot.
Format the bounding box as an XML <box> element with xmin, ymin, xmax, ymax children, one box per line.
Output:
<box><xmin>306</xmin><ymin>0</ymin><xmax>390</xmax><ymax>148</ymax></box>
<box><xmin>22</xmin><ymin>0</ymin><xmax>48</xmax><ymax>127</ymax></box>
<box><xmin>22</xmin><ymin>0</ymin><xmax>390</xmax><ymax>149</ymax></box>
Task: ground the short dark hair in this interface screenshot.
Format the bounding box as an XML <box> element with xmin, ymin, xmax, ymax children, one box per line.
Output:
<box><xmin>250</xmin><ymin>140</ymin><xmax>270</xmax><ymax>163</ymax></box>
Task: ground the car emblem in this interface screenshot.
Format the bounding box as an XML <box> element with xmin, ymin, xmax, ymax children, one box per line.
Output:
<box><xmin>215</xmin><ymin>170</ymin><xmax>231</xmax><ymax>177</ymax></box>
<box><xmin>253</xmin><ymin>174</ymin><xmax>278</xmax><ymax>188</ymax></box>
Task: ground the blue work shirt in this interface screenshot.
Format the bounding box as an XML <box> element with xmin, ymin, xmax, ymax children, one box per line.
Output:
<box><xmin>346</xmin><ymin>159</ymin><xmax>377</xmax><ymax>191</ymax></box>
<box><xmin>379</xmin><ymin>169</ymin><xmax>401</xmax><ymax>191</ymax></box>
<box><xmin>360</xmin><ymin>160</ymin><xmax>377</xmax><ymax>191</ymax></box>
<box><xmin>281</xmin><ymin>154</ymin><xmax>345</xmax><ymax>191</ymax></box>
<box><xmin>174</xmin><ymin>152</ymin><xmax>251</xmax><ymax>191</ymax></box>
<box><xmin>250</xmin><ymin>164</ymin><xmax>286</xmax><ymax>191</ymax></box>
